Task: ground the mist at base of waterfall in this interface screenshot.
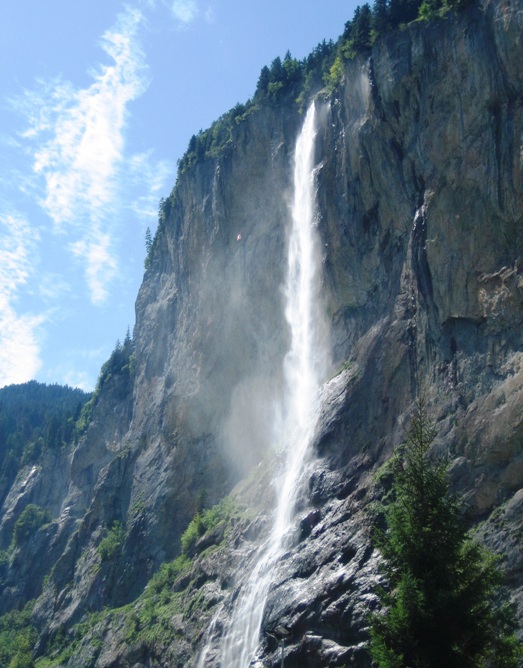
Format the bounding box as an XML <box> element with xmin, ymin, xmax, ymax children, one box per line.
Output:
<box><xmin>212</xmin><ymin>101</ymin><xmax>330</xmax><ymax>668</ymax></box>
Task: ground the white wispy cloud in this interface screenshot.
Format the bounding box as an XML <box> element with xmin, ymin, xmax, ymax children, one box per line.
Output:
<box><xmin>127</xmin><ymin>151</ymin><xmax>173</xmax><ymax>222</ymax></box>
<box><xmin>29</xmin><ymin>9</ymin><xmax>148</xmax><ymax>228</ymax></box>
<box><xmin>62</xmin><ymin>369</ymin><xmax>93</xmax><ymax>392</ymax></box>
<box><xmin>171</xmin><ymin>0</ymin><xmax>199</xmax><ymax>24</ymax></box>
<box><xmin>204</xmin><ymin>6</ymin><xmax>215</xmax><ymax>23</ymax></box>
<box><xmin>12</xmin><ymin>7</ymin><xmax>150</xmax><ymax>305</ymax></box>
<box><xmin>70</xmin><ymin>230</ymin><xmax>118</xmax><ymax>305</ymax></box>
<box><xmin>0</xmin><ymin>212</ymin><xmax>44</xmax><ymax>387</ymax></box>
<box><xmin>37</xmin><ymin>273</ymin><xmax>72</xmax><ymax>301</ymax></box>
<box><xmin>1</xmin><ymin>4</ymin><xmax>176</xmax><ymax>388</ymax></box>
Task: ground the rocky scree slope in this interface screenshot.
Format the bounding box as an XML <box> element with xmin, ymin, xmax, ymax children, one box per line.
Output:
<box><xmin>0</xmin><ymin>0</ymin><xmax>523</xmax><ymax>665</ymax></box>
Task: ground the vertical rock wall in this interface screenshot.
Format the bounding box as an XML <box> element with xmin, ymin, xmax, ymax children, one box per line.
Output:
<box><xmin>0</xmin><ymin>0</ymin><xmax>522</xmax><ymax>662</ymax></box>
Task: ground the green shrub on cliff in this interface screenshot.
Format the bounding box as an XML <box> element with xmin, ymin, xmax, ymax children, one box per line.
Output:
<box><xmin>13</xmin><ymin>505</ymin><xmax>50</xmax><ymax>546</ymax></box>
<box><xmin>181</xmin><ymin>496</ymin><xmax>237</xmax><ymax>556</ymax></box>
<box><xmin>98</xmin><ymin>521</ymin><xmax>124</xmax><ymax>562</ymax></box>
<box><xmin>75</xmin><ymin>330</ymin><xmax>134</xmax><ymax>437</ymax></box>
<box><xmin>370</xmin><ymin>399</ymin><xmax>522</xmax><ymax>667</ymax></box>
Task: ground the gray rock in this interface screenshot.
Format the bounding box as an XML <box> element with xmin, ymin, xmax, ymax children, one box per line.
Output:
<box><xmin>1</xmin><ymin>0</ymin><xmax>523</xmax><ymax>665</ymax></box>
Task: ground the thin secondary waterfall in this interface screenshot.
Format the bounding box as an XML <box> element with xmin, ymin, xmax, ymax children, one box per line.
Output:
<box><xmin>216</xmin><ymin>102</ymin><xmax>329</xmax><ymax>668</ymax></box>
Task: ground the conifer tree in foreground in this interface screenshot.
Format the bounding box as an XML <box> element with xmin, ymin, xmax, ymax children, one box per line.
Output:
<box><xmin>370</xmin><ymin>399</ymin><xmax>522</xmax><ymax>668</ymax></box>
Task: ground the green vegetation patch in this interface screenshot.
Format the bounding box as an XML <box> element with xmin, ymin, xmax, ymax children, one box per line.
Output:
<box><xmin>369</xmin><ymin>399</ymin><xmax>522</xmax><ymax>667</ymax></box>
<box><xmin>13</xmin><ymin>505</ymin><xmax>50</xmax><ymax>546</ymax></box>
<box><xmin>33</xmin><ymin>499</ymin><xmax>238</xmax><ymax>663</ymax></box>
<box><xmin>0</xmin><ymin>381</ymin><xmax>90</xmax><ymax>497</ymax></box>
<box><xmin>35</xmin><ymin>608</ymin><xmax>114</xmax><ymax>668</ymax></box>
<box><xmin>120</xmin><ymin>554</ymin><xmax>194</xmax><ymax>649</ymax></box>
<box><xmin>98</xmin><ymin>521</ymin><xmax>124</xmax><ymax>562</ymax></box>
<box><xmin>75</xmin><ymin>329</ymin><xmax>135</xmax><ymax>436</ymax></box>
<box><xmin>0</xmin><ymin>601</ymin><xmax>37</xmax><ymax>668</ymax></box>
<box><xmin>181</xmin><ymin>496</ymin><xmax>239</xmax><ymax>557</ymax></box>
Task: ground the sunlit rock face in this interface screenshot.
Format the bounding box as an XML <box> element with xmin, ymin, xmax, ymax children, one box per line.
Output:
<box><xmin>128</xmin><ymin>103</ymin><xmax>300</xmax><ymax>568</ymax></box>
<box><xmin>316</xmin><ymin>0</ymin><xmax>523</xmax><ymax>499</ymax></box>
<box><xmin>1</xmin><ymin>0</ymin><xmax>523</xmax><ymax>664</ymax></box>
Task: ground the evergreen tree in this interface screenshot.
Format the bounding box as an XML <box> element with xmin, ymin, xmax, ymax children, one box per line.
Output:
<box><xmin>372</xmin><ymin>0</ymin><xmax>390</xmax><ymax>37</ymax></box>
<box><xmin>370</xmin><ymin>399</ymin><xmax>522</xmax><ymax>668</ymax></box>
<box><xmin>145</xmin><ymin>227</ymin><xmax>153</xmax><ymax>254</ymax></box>
<box><xmin>123</xmin><ymin>326</ymin><xmax>132</xmax><ymax>350</ymax></box>
<box><xmin>282</xmin><ymin>50</ymin><xmax>301</xmax><ymax>84</ymax></box>
<box><xmin>144</xmin><ymin>227</ymin><xmax>153</xmax><ymax>270</ymax></box>
<box><xmin>269</xmin><ymin>56</ymin><xmax>284</xmax><ymax>82</ymax></box>
<box><xmin>352</xmin><ymin>4</ymin><xmax>373</xmax><ymax>51</ymax></box>
<box><xmin>388</xmin><ymin>0</ymin><xmax>420</xmax><ymax>26</ymax></box>
<box><xmin>255</xmin><ymin>65</ymin><xmax>271</xmax><ymax>98</ymax></box>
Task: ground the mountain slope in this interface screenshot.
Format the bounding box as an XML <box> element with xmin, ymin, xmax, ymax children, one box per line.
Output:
<box><xmin>1</xmin><ymin>0</ymin><xmax>522</xmax><ymax>665</ymax></box>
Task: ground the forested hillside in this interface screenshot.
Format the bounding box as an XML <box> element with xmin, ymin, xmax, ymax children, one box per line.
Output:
<box><xmin>0</xmin><ymin>382</ymin><xmax>90</xmax><ymax>506</ymax></box>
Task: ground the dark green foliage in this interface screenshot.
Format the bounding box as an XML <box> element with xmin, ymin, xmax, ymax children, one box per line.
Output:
<box><xmin>38</xmin><ymin>608</ymin><xmax>110</xmax><ymax>666</ymax></box>
<box><xmin>24</xmin><ymin>498</ymin><xmax>234</xmax><ymax>664</ymax></box>
<box><xmin>13</xmin><ymin>505</ymin><xmax>50</xmax><ymax>546</ymax></box>
<box><xmin>9</xmin><ymin>654</ymin><xmax>34</xmax><ymax>668</ymax></box>
<box><xmin>99</xmin><ymin>334</ymin><xmax>135</xmax><ymax>386</ymax></box>
<box><xmin>0</xmin><ymin>601</ymin><xmax>37</xmax><ymax>668</ymax></box>
<box><xmin>145</xmin><ymin>226</ymin><xmax>153</xmax><ymax>254</ymax></box>
<box><xmin>0</xmin><ymin>550</ymin><xmax>8</xmax><ymax>587</ymax></box>
<box><xmin>144</xmin><ymin>226</ymin><xmax>153</xmax><ymax>270</ymax></box>
<box><xmin>255</xmin><ymin>65</ymin><xmax>271</xmax><ymax>98</ymax></box>
<box><xmin>176</xmin><ymin>43</ymin><xmax>332</xmax><ymax>173</ymax></box>
<box><xmin>121</xmin><ymin>553</ymin><xmax>192</xmax><ymax>648</ymax></box>
<box><xmin>118</xmin><ymin>500</ymin><xmax>240</xmax><ymax>650</ymax></box>
<box><xmin>180</xmin><ymin>496</ymin><xmax>237</xmax><ymax>557</ymax></box>
<box><xmin>372</xmin><ymin>0</ymin><xmax>390</xmax><ymax>36</ymax></box>
<box><xmin>0</xmin><ymin>382</ymin><xmax>89</xmax><ymax>504</ymax></box>
<box><xmin>417</xmin><ymin>0</ymin><xmax>472</xmax><ymax>21</ymax></box>
<box><xmin>299</xmin><ymin>39</ymin><xmax>337</xmax><ymax>105</ymax></box>
<box><xmin>255</xmin><ymin>52</ymin><xmax>303</xmax><ymax>102</ymax></box>
<box><xmin>98</xmin><ymin>521</ymin><xmax>124</xmax><ymax>562</ymax></box>
<box><xmin>345</xmin><ymin>4</ymin><xmax>373</xmax><ymax>54</ymax></box>
<box><xmin>158</xmin><ymin>196</ymin><xmax>171</xmax><ymax>227</ymax></box>
<box><xmin>389</xmin><ymin>0</ymin><xmax>421</xmax><ymax>26</ymax></box>
<box><xmin>171</xmin><ymin>0</ymin><xmax>473</xmax><ymax>183</ymax></box>
<box><xmin>177</xmin><ymin>101</ymin><xmax>256</xmax><ymax>174</ymax></box>
<box><xmin>76</xmin><ymin>330</ymin><xmax>135</xmax><ymax>436</ymax></box>
<box><xmin>370</xmin><ymin>400</ymin><xmax>522</xmax><ymax>668</ymax></box>
<box><xmin>147</xmin><ymin>554</ymin><xmax>191</xmax><ymax>596</ymax></box>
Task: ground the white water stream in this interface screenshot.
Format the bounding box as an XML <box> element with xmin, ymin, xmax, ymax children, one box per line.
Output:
<box><xmin>201</xmin><ymin>102</ymin><xmax>329</xmax><ymax>668</ymax></box>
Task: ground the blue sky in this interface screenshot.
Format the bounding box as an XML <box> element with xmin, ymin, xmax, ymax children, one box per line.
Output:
<box><xmin>0</xmin><ymin>0</ymin><xmax>357</xmax><ymax>391</ymax></box>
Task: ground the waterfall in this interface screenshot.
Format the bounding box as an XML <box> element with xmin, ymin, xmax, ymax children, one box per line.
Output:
<box><xmin>196</xmin><ymin>604</ymin><xmax>224</xmax><ymax>668</ymax></box>
<box><xmin>206</xmin><ymin>102</ymin><xmax>328</xmax><ymax>668</ymax></box>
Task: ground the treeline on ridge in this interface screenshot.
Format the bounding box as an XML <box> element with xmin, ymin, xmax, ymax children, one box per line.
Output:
<box><xmin>75</xmin><ymin>329</ymin><xmax>135</xmax><ymax>435</ymax></box>
<box><xmin>146</xmin><ymin>0</ymin><xmax>473</xmax><ymax>265</ymax></box>
<box><xmin>0</xmin><ymin>381</ymin><xmax>90</xmax><ymax>505</ymax></box>
<box><xmin>0</xmin><ymin>330</ymin><xmax>135</xmax><ymax>507</ymax></box>
<box><xmin>174</xmin><ymin>0</ymin><xmax>471</xmax><ymax>179</ymax></box>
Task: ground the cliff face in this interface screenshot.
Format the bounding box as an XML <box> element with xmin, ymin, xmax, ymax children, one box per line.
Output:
<box><xmin>1</xmin><ymin>0</ymin><xmax>523</xmax><ymax>665</ymax></box>
<box><xmin>318</xmin><ymin>0</ymin><xmax>523</xmax><ymax>504</ymax></box>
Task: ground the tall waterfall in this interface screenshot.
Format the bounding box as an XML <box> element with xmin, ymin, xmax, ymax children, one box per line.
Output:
<box><xmin>214</xmin><ymin>102</ymin><xmax>329</xmax><ymax>668</ymax></box>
